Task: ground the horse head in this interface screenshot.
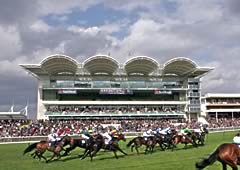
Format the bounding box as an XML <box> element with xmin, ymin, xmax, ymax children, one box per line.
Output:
<box><xmin>118</xmin><ymin>133</ymin><xmax>126</xmax><ymax>142</ymax></box>
<box><xmin>60</xmin><ymin>135</ymin><xmax>72</xmax><ymax>146</ymax></box>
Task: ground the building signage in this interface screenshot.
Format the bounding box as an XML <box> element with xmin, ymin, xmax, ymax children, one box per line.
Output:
<box><xmin>154</xmin><ymin>90</ymin><xmax>172</xmax><ymax>95</ymax></box>
<box><xmin>58</xmin><ymin>89</ymin><xmax>77</xmax><ymax>94</ymax></box>
<box><xmin>99</xmin><ymin>89</ymin><xmax>133</xmax><ymax>95</ymax></box>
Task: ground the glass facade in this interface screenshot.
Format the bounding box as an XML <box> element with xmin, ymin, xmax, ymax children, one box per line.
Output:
<box><xmin>42</xmin><ymin>80</ymin><xmax>185</xmax><ymax>89</ymax></box>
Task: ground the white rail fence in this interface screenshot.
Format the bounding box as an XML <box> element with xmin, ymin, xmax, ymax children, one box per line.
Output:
<box><xmin>1</xmin><ymin>127</ymin><xmax>240</xmax><ymax>144</ymax></box>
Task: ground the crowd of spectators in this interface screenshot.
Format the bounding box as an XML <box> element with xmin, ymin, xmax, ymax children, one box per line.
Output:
<box><xmin>46</xmin><ymin>106</ymin><xmax>182</xmax><ymax>115</ymax></box>
<box><xmin>1</xmin><ymin>117</ymin><xmax>240</xmax><ymax>137</ymax></box>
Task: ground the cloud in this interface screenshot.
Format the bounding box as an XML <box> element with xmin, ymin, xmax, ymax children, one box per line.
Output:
<box><xmin>0</xmin><ymin>0</ymin><xmax>39</xmax><ymax>26</ymax></box>
<box><xmin>0</xmin><ymin>26</ymin><xmax>21</xmax><ymax>60</ymax></box>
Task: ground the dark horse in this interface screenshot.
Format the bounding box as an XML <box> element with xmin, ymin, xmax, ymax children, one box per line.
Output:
<box><xmin>61</xmin><ymin>135</ymin><xmax>93</xmax><ymax>156</ymax></box>
<box><xmin>154</xmin><ymin>129</ymin><xmax>177</xmax><ymax>151</ymax></box>
<box><xmin>193</xmin><ymin>127</ymin><xmax>209</xmax><ymax>145</ymax></box>
<box><xmin>81</xmin><ymin>133</ymin><xmax>128</xmax><ymax>160</ymax></box>
<box><xmin>126</xmin><ymin>136</ymin><xmax>157</xmax><ymax>154</ymax></box>
<box><xmin>196</xmin><ymin>143</ymin><xmax>240</xmax><ymax>170</ymax></box>
<box><xmin>23</xmin><ymin>139</ymin><xmax>65</xmax><ymax>163</ymax></box>
<box><xmin>172</xmin><ymin>133</ymin><xmax>197</xmax><ymax>150</ymax></box>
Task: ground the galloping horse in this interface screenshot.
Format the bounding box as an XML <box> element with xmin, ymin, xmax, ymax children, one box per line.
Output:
<box><xmin>126</xmin><ymin>136</ymin><xmax>157</xmax><ymax>154</ymax></box>
<box><xmin>23</xmin><ymin>139</ymin><xmax>65</xmax><ymax>163</ymax></box>
<box><xmin>81</xmin><ymin>133</ymin><xmax>128</xmax><ymax>160</ymax></box>
<box><xmin>193</xmin><ymin>127</ymin><xmax>209</xmax><ymax>145</ymax></box>
<box><xmin>196</xmin><ymin>143</ymin><xmax>240</xmax><ymax>170</ymax></box>
<box><xmin>154</xmin><ymin>129</ymin><xmax>177</xmax><ymax>151</ymax></box>
<box><xmin>172</xmin><ymin>132</ymin><xmax>197</xmax><ymax>150</ymax></box>
<box><xmin>61</xmin><ymin>135</ymin><xmax>93</xmax><ymax>156</ymax></box>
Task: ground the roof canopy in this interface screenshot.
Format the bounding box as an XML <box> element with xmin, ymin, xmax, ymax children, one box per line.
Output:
<box><xmin>124</xmin><ymin>56</ymin><xmax>159</xmax><ymax>75</ymax></box>
<box><xmin>83</xmin><ymin>55</ymin><xmax>119</xmax><ymax>75</ymax></box>
<box><xmin>40</xmin><ymin>54</ymin><xmax>78</xmax><ymax>75</ymax></box>
<box><xmin>20</xmin><ymin>55</ymin><xmax>213</xmax><ymax>78</ymax></box>
<box><xmin>163</xmin><ymin>57</ymin><xmax>198</xmax><ymax>76</ymax></box>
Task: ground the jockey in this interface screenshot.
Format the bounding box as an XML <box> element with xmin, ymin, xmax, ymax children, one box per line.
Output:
<box><xmin>101</xmin><ymin>129</ymin><xmax>112</xmax><ymax>145</ymax></box>
<box><xmin>80</xmin><ymin>129</ymin><xmax>91</xmax><ymax>140</ymax></box>
<box><xmin>143</xmin><ymin>128</ymin><xmax>153</xmax><ymax>141</ymax></box>
<box><xmin>48</xmin><ymin>132</ymin><xmax>58</xmax><ymax>147</ymax></box>
<box><xmin>159</xmin><ymin>127</ymin><xmax>171</xmax><ymax>135</ymax></box>
<box><xmin>233</xmin><ymin>133</ymin><xmax>240</xmax><ymax>147</ymax></box>
<box><xmin>194</xmin><ymin>124</ymin><xmax>205</xmax><ymax>134</ymax></box>
<box><xmin>179</xmin><ymin>126</ymin><xmax>191</xmax><ymax>137</ymax></box>
<box><xmin>110</xmin><ymin>128</ymin><xmax>119</xmax><ymax>140</ymax></box>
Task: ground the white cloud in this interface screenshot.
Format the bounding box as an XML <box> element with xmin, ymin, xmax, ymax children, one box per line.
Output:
<box><xmin>0</xmin><ymin>26</ymin><xmax>21</xmax><ymax>60</ymax></box>
<box><xmin>30</xmin><ymin>20</ymin><xmax>52</xmax><ymax>32</ymax></box>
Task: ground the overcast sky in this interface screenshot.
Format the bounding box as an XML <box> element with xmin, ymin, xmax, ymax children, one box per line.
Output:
<box><xmin>0</xmin><ymin>0</ymin><xmax>240</xmax><ymax>118</ymax></box>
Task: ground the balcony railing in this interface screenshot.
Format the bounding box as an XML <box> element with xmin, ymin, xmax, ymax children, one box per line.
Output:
<box><xmin>44</xmin><ymin>111</ymin><xmax>186</xmax><ymax>116</ymax></box>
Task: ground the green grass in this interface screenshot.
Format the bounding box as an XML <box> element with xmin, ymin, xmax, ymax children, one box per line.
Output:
<box><xmin>0</xmin><ymin>131</ymin><xmax>237</xmax><ymax>170</ymax></box>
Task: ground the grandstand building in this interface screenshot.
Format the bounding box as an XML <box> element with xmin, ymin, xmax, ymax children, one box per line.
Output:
<box><xmin>201</xmin><ymin>93</ymin><xmax>240</xmax><ymax>120</ymax></box>
<box><xmin>20</xmin><ymin>54</ymin><xmax>213</xmax><ymax>120</ymax></box>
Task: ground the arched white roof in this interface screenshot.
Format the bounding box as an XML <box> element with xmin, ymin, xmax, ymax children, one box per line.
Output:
<box><xmin>40</xmin><ymin>54</ymin><xmax>78</xmax><ymax>75</ymax></box>
<box><xmin>83</xmin><ymin>55</ymin><xmax>119</xmax><ymax>75</ymax></box>
<box><xmin>124</xmin><ymin>56</ymin><xmax>159</xmax><ymax>75</ymax></box>
<box><xmin>163</xmin><ymin>57</ymin><xmax>198</xmax><ymax>76</ymax></box>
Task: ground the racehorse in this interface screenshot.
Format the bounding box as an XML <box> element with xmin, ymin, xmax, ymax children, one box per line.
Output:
<box><xmin>126</xmin><ymin>136</ymin><xmax>157</xmax><ymax>154</ymax></box>
<box><xmin>193</xmin><ymin>127</ymin><xmax>209</xmax><ymax>145</ymax></box>
<box><xmin>23</xmin><ymin>139</ymin><xmax>66</xmax><ymax>163</ymax></box>
<box><xmin>172</xmin><ymin>132</ymin><xmax>197</xmax><ymax>150</ymax></box>
<box><xmin>155</xmin><ymin>133</ymin><xmax>175</xmax><ymax>151</ymax></box>
<box><xmin>61</xmin><ymin>135</ymin><xmax>93</xmax><ymax>156</ymax></box>
<box><xmin>81</xmin><ymin>133</ymin><xmax>128</xmax><ymax>160</ymax></box>
<box><xmin>196</xmin><ymin>143</ymin><xmax>240</xmax><ymax>170</ymax></box>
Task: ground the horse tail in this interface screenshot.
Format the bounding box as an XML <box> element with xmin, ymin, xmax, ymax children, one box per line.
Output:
<box><xmin>23</xmin><ymin>142</ymin><xmax>38</xmax><ymax>155</ymax></box>
<box><xmin>126</xmin><ymin>138</ymin><xmax>135</xmax><ymax>147</ymax></box>
<box><xmin>195</xmin><ymin>148</ymin><xmax>218</xmax><ymax>169</ymax></box>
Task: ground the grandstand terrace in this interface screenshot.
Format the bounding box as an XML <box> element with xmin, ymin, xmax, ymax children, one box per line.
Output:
<box><xmin>202</xmin><ymin>93</ymin><xmax>240</xmax><ymax>121</ymax></box>
<box><xmin>20</xmin><ymin>54</ymin><xmax>213</xmax><ymax>120</ymax></box>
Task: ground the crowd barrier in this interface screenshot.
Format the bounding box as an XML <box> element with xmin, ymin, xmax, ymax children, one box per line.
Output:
<box><xmin>1</xmin><ymin>127</ymin><xmax>240</xmax><ymax>144</ymax></box>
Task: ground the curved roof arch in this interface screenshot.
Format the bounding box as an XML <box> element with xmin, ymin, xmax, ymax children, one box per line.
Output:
<box><xmin>163</xmin><ymin>57</ymin><xmax>198</xmax><ymax>76</ymax></box>
<box><xmin>40</xmin><ymin>54</ymin><xmax>78</xmax><ymax>75</ymax></box>
<box><xmin>124</xmin><ymin>56</ymin><xmax>159</xmax><ymax>75</ymax></box>
<box><xmin>83</xmin><ymin>55</ymin><xmax>119</xmax><ymax>75</ymax></box>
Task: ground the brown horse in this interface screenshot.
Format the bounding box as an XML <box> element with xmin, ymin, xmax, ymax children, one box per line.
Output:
<box><xmin>23</xmin><ymin>140</ymin><xmax>65</xmax><ymax>163</ymax></box>
<box><xmin>172</xmin><ymin>133</ymin><xmax>197</xmax><ymax>150</ymax></box>
<box><xmin>126</xmin><ymin>136</ymin><xmax>157</xmax><ymax>154</ymax></box>
<box><xmin>196</xmin><ymin>143</ymin><xmax>240</xmax><ymax>170</ymax></box>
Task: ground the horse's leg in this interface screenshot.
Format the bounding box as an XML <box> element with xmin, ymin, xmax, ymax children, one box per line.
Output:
<box><xmin>80</xmin><ymin>147</ymin><xmax>89</xmax><ymax>157</ymax></box>
<box><xmin>39</xmin><ymin>152</ymin><xmax>47</xmax><ymax>162</ymax></box>
<box><xmin>63</xmin><ymin>145</ymin><xmax>76</xmax><ymax>156</ymax></box>
<box><xmin>184</xmin><ymin>143</ymin><xmax>187</xmax><ymax>149</ymax></box>
<box><xmin>221</xmin><ymin>162</ymin><xmax>227</xmax><ymax>170</ymax></box>
<box><xmin>144</xmin><ymin>145</ymin><xmax>149</xmax><ymax>154</ymax></box>
<box><xmin>224</xmin><ymin>160</ymin><xmax>238</xmax><ymax>170</ymax></box>
<box><xmin>151</xmin><ymin>144</ymin><xmax>155</xmax><ymax>154</ymax></box>
<box><xmin>159</xmin><ymin>142</ymin><xmax>165</xmax><ymax>151</ymax></box>
<box><xmin>46</xmin><ymin>152</ymin><xmax>56</xmax><ymax>163</ymax></box>
<box><xmin>80</xmin><ymin>149</ymin><xmax>90</xmax><ymax>160</ymax></box>
<box><xmin>115</xmin><ymin>146</ymin><xmax>128</xmax><ymax>156</ymax></box>
<box><xmin>135</xmin><ymin>146</ymin><xmax>140</xmax><ymax>155</ymax></box>
<box><xmin>36</xmin><ymin>151</ymin><xmax>42</xmax><ymax>160</ymax></box>
<box><xmin>31</xmin><ymin>151</ymin><xmax>36</xmax><ymax>158</ymax></box>
<box><xmin>113</xmin><ymin>151</ymin><xmax>118</xmax><ymax>159</ymax></box>
<box><xmin>131</xmin><ymin>145</ymin><xmax>134</xmax><ymax>152</ymax></box>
